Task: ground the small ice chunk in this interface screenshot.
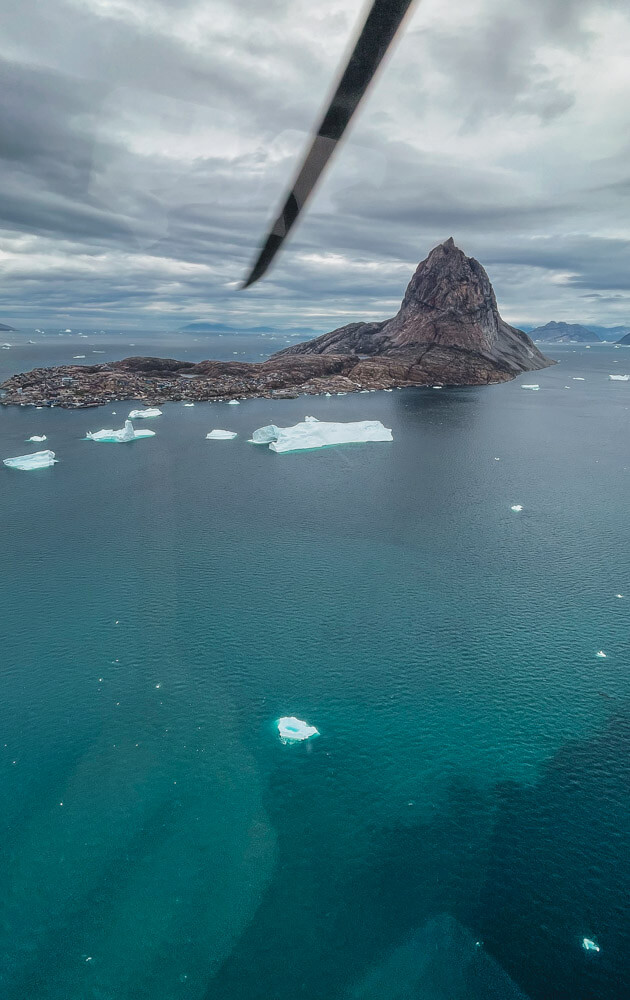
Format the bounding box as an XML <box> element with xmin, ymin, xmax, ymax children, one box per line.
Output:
<box><xmin>609</xmin><ymin>374</ymin><xmax>629</xmax><ymax>381</ymax></box>
<box><xmin>595</xmin><ymin>650</ymin><xmax>607</xmax><ymax>658</ymax></box>
<box><xmin>250</xmin><ymin>416</ymin><xmax>393</xmax><ymax>453</ymax></box>
<box><xmin>494</xmin><ymin>457</ymin><xmax>500</xmax><ymax>461</ymax></box>
<box><xmin>432</xmin><ymin>385</ymin><xmax>443</xmax><ymax>389</ymax></box>
<box><xmin>582</xmin><ymin>938</ymin><xmax>600</xmax><ymax>952</ymax></box>
<box><xmin>206</xmin><ymin>429</ymin><xmax>237</xmax><ymax>440</ymax></box>
<box><xmin>4</xmin><ymin>449</ymin><xmax>57</xmax><ymax>470</ymax></box>
<box><xmin>277</xmin><ymin>716</ymin><xmax>319</xmax><ymax>743</ymax></box>
<box><xmin>325</xmin><ymin>392</ymin><xmax>332</xmax><ymax>397</ymax></box>
<box><xmin>510</xmin><ymin>504</ymin><xmax>523</xmax><ymax>512</ymax></box>
<box><xmin>227</xmin><ymin>399</ymin><xmax>240</xmax><ymax>405</ymax></box>
<box><xmin>616</xmin><ymin>593</ymin><xmax>624</xmax><ymax>599</ymax></box>
<box><xmin>572</xmin><ymin>377</ymin><xmax>586</xmax><ymax>381</ymax></box>
<box><xmin>128</xmin><ymin>407</ymin><xmax>162</xmax><ymax>418</ymax></box>
<box><xmin>521</xmin><ymin>384</ymin><xmax>539</xmax><ymax>390</ymax></box>
<box><xmin>183</xmin><ymin>402</ymin><xmax>195</xmax><ymax>407</ymax></box>
<box><xmin>85</xmin><ymin>420</ymin><xmax>155</xmax><ymax>443</ymax></box>
<box><xmin>27</xmin><ymin>435</ymin><xmax>47</xmax><ymax>442</ymax></box>
<box><xmin>72</xmin><ymin>354</ymin><xmax>86</xmax><ymax>359</ymax></box>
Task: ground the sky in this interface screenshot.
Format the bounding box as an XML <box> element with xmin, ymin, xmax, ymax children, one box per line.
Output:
<box><xmin>1</xmin><ymin>0</ymin><xmax>630</xmax><ymax>332</ymax></box>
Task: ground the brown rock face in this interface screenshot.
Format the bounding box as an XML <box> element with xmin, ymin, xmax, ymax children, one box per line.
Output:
<box><xmin>272</xmin><ymin>238</ymin><xmax>552</xmax><ymax>381</ymax></box>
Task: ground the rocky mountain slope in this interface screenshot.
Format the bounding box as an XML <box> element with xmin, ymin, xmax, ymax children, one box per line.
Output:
<box><xmin>271</xmin><ymin>238</ymin><xmax>552</xmax><ymax>383</ymax></box>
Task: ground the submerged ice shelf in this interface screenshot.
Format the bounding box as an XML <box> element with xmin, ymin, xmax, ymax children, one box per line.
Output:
<box><xmin>277</xmin><ymin>717</ymin><xmax>319</xmax><ymax>743</ymax></box>
<box><xmin>4</xmin><ymin>449</ymin><xmax>57</xmax><ymax>470</ymax></box>
<box><xmin>251</xmin><ymin>416</ymin><xmax>393</xmax><ymax>454</ymax></box>
<box><xmin>85</xmin><ymin>420</ymin><xmax>155</xmax><ymax>443</ymax></box>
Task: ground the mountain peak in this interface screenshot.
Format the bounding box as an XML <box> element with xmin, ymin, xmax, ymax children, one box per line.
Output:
<box><xmin>271</xmin><ymin>240</ymin><xmax>552</xmax><ymax>383</ymax></box>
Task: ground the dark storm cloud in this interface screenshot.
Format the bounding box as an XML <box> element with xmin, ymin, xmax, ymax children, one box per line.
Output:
<box><xmin>0</xmin><ymin>0</ymin><xmax>629</xmax><ymax>328</ymax></box>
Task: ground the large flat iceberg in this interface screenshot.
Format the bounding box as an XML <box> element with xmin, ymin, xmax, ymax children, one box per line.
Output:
<box><xmin>4</xmin><ymin>449</ymin><xmax>57</xmax><ymax>470</ymax></box>
<box><xmin>251</xmin><ymin>416</ymin><xmax>393</xmax><ymax>454</ymax></box>
<box><xmin>128</xmin><ymin>407</ymin><xmax>162</xmax><ymax>418</ymax></box>
<box><xmin>277</xmin><ymin>717</ymin><xmax>319</xmax><ymax>743</ymax></box>
<box><xmin>85</xmin><ymin>420</ymin><xmax>155</xmax><ymax>443</ymax></box>
<box><xmin>206</xmin><ymin>429</ymin><xmax>237</xmax><ymax>440</ymax></box>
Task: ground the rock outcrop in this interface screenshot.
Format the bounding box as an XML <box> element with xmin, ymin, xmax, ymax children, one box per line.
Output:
<box><xmin>271</xmin><ymin>238</ymin><xmax>552</xmax><ymax>382</ymax></box>
<box><xmin>0</xmin><ymin>240</ymin><xmax>553</xmax><ymax>408</ymax></box>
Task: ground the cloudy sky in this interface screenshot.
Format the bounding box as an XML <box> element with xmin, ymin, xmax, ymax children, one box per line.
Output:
<box><xmin>1</xmin><ymin>0</ymin><xmax>630</xmax><ymax>332</ymax></box>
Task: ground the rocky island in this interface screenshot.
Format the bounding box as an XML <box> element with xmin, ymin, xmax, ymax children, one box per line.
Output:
<box><xmin>0</xmin><ymin>239</ymin><xmax>552</xmax><ymax>408</ymax></box>
<box><xmin>529</xmin><ymin>321</ymin><xmax>600</xmax><ymax>343</ymax></box>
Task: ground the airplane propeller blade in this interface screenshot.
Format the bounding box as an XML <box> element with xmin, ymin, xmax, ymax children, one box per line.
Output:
<box><xmin>242</xmin><ymin>0</ymin><xmax>417</xmax><ymax>288</ymax></box>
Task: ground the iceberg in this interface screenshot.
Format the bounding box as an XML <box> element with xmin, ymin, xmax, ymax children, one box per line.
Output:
<box><xmin>183</xmin><ymin>402</ymin><xmax>195</xmax><ymax>407</ymax></box>
<box><xmin>573</xmin><ymin>377</ymin><xmax>586</xmax><ymax>381</ymax></box>
<box><xmin>250</xmin><ymin>416</ymin><xmax>393</xmax><ymax>454</ymax></box>
<box><xmin>277</xmin><ymin>717</ymin><xmax>319</xmax><ymax>743</ymax></box>
<box><xmin>511</xmin><ymin>504</ymin><xmax>523</xmax><ymax>512</ymax></box>
<box><xmin>4</xmin><ymin>449</ymin><xmax>57</xmax><ymax>470</ymax></box>
<box><xmin>85</xmin><ymin>420</ymin><xmax>155</xmax><ymax>443</ymax></box>
<box><xmin>128</xmin><ymin>407</ymin><xmax>162</xmax><ymax>418</ymax></box>
<box><xmin>72</xmin><ymin>354</ymin><xmax>86</xmax><ymax>359</ymax></box>
<box><xmin>227</xmin><ymin>399</ymin><xmax>240</xmax><ymax>405</ymax></box>
<box><xmin>521</xmin><ymin>384</ymin><xmax>539</xmax><ymax>390</ymax></box>
<box><xmin>582</xmin><ymin>938</ymin><xmax>600</xmax><ymax>953</ymax></box>
<box><xmin>595</xmin><ymin>650</ymin><xmax>607</xmax><ymax>658</ymax></box>
<box><xmin>27</xmin><ymin>435</ymin><xmax>47</xmax><ymax>442</ymax></box>
<box><xmin>609</xmin><ymin>374</ymin><xmax>629</xmax><ymax>381</ymax></box>
<box><xmin>206</xmin><ymin>429</ymin><xmax>237</xmax><ymax>440</ymax></box>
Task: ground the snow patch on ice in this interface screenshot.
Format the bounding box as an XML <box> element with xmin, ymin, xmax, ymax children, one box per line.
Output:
<box><xmin>206</xmin><ymin>429</ymin><xmax>237</xmax><ymax>440</ymax></box>
<box><xmin>277</xmin><ymin>717</ymin><xmax>319</xmax><ymax>743</ymax></box>
<box><xmin>582</xmin><ymin>938</ymin><xmax>600</xmax><ymax>952</ymax></box>
<box><xmin>251</xmin><ymin>416</ymin><xmax>393</xmax><ymax>454</ymax></box>
<box><xmin>4</xmin><ymin>450</ymin><xmax>57</xmax><ymax>470</ymax></box>
<box><xmin>85</xmin><ymin>420</ymin><xmax>155</xmax><ymax>443</ymax></box>
<box><xmin>128</xmin><ymin>407</ymin><xmax>162</xmax><ymax>418</ymax></box>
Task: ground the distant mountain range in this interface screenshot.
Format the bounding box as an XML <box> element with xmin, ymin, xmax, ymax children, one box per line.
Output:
<box><xmin>529</xmin><ymin>321</ymin><xmax>600</xmax><ymax>343</ymax></box>
<box><xmin>178</xmin><ymin>320</ymin><xmax>315</xmax><ymax>337</ymax></box>
<box><xmin>527</xmin><ymin>321</ymin><xmax>630</xmax><ymax>343</ymax></box>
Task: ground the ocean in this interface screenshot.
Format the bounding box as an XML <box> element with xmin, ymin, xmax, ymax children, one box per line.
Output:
<box><xmin>1</xmin><ymin>335</ymin><xmax>629</xmax><ymax>999</ymax></box>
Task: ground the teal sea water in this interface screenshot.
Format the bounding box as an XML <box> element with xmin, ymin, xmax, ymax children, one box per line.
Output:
<box><xmin>1</xmin><ymin>338</ymin><xmax>629</xmax><ymax>999</ymax></box>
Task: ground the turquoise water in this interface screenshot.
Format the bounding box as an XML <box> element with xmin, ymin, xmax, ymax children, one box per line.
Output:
<box><xmin>1</xmin><ymin>342</ymin><xmax>629</xmax><ymax>998</ymax></box>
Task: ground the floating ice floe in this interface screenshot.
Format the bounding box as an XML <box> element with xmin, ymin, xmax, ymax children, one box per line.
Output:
<box><xmin>595</xmin><ymin>650</ymin><xmax>607</xmax><ymax>658</ymax></box>
<box><xmin>572</xmin><ymin>377</ymin><xmax>586</xmax><ymax>381</ymax></box>
<box><xmin>582</xmin><ymin>938</ymin><xmax>600</xmax><ymax>953</ymax></box>
<box><xmin>4</xmin><ymin>449</ymin><xmax>57</xmax><ymax>470</ymax></box>
<box><xmin>27</xmin><ymin>435</ymin><xmax>47</xmax><ymax>442</ymax></box>
<box><xmin>227</xmin><ymin>399</ymin><xmax>240</xmax><ymax>405</ymax></box>
<box><xmin>616</xmin><ymin>593</ymin><xmax>624</xmax><ymax>599</ymax></box>
<box><xmin>250</xmin><ymin>415</ymin><xmax>393</xmax><ymax>454</ymax></box>
<box><xmin>277</xmin><ymin>717</ymin><xmax>319</xmax><ymax>743</ymax></box>
<box><xmin>521</xmin><ymin>384</ymin><xmax>539</xmax><ymax>390</ymax></box>
<box><xmin>85</xmin><ymin>420</ymin><xmax>155</xmax><ymax>443</ymax></box>
<box><xmin>183</xmin><ymin>402</ymin><xmax>195</xmax><ymax>407</ymax></box>
<box><xmin>510</xmin><ymin>504</ymin><xmax>523</xmax><ymax>512</ymax></box>
<box><xmin>1</xmin><ymin>343</ymin><xmax>11</xmax><ymax>349</ymax></box>
<box><xmin>128</xmin><ymin>407</ymin><xmax>162</xmax><ymax>418</ymax></box>
<box><xmin>206</xmin><ymin>429</ymin><xmax>237</xmax><ymax>440</ymax></box>
<box><xmin>609</xmin><ymin>374</ymin><xmax>629</xmax><ymax>381</ymax></box>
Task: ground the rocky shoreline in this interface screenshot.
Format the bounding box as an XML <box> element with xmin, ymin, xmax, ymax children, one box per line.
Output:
<box><xmin>0</xmin><ymin>240</ymin><xmax>553</xmax><ymax>408</ymax></box>
<box><xmin>0</xmin><ymin>349</ymin><xmax>527</xmax><ymax>409</ymax></box>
